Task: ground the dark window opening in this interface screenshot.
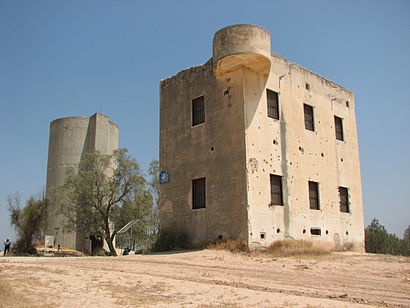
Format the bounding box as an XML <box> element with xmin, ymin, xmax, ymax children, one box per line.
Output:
<box><xmin>192</xmin><ymin>177</ymin><xmax>206</xmax><ymax>209</ymax></box>
<box><xmin>192</xmin><ymin>96</ymin><xmax>205</xmax><ymax>126</ymax></box>
<box><xmin>270</xmin><ymin>174</ymin><xmax>283</xmax><ymax>206</ymax></box>
<box><xmin>335</xmin><ymin>116</ymin><xmax>344</xmax><ymax>141</ymax></box>
<box><xmin>267</xmin><ymin>89</ymin><xmax>279</xmax><ymax>120</ymax></box>
<box><xmin>339</xmin><ymin>186</ymin><xmax>349</xmax><ymax>213</ymax></box>
<box><xmin>305</xmin><ymin>83</ymin><xmax>310</xmax><ymax>91</ymax></box>
<box><xmin>308</xmin><ymin>181</ymin><xmax>320</xmax><ymax>210</ymax></box>
<box><xmin>310</xmin><ymin>228</ymin><xmax>321</xmax><ymax>235</ymax></box>
<box><xmin>304</xmin><ymin>104</ymin><xmax>314</xmax><ymax>131</ymax></box>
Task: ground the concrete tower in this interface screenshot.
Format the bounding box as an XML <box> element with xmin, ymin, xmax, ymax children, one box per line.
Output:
<box><xmin>45</xmin><ymin>113</ymin><xmax>119</xmax><ymax>252</ymax></box>
<box><xmin>160</xmin><ymin>24</ymin><xmax>365</xmax><ymax>251</ymax></box>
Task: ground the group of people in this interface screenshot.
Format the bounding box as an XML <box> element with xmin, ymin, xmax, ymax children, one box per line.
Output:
<box><xmin>3</xmin><ymin>238</ymin><xmax>11</xmax><ymax>256</ymax></box>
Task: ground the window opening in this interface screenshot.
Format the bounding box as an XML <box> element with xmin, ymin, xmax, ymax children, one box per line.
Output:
<box><xmin>270</xmin><ymin>174</ymin><xmax>283</xmax><ymax>206</ymax></box>
<box><xmin>192</xmin><ymin>177</ymin><xmax>206</xmax><ymax>209</ymax></box>
<box><xmin>308</xmin><ymin>181</ymin><xmax>320</xmax><ymax>210</ymax></box>
<box><xmin>334</xmin><ymin>116</ymin><xmax>344</xmax><ymax>141</ymax></box>
<box><xmin>267</xmin><ymin>89</ymin><xmax>279</xmax><ymax>120</ymax></box>
<box><xmin>339</xmin><ymin>186</ymin><xmax>349</xmax><ymax>213</ymax></box>
<box><xmin>304</xmin><ymin>104</ymin><xmax>314</xmax><ymax>131</ymax></box>
<box><xmin>192</xmin><ymin>96</ymin><xmax>205</xmax><ymax>126</ymax></box>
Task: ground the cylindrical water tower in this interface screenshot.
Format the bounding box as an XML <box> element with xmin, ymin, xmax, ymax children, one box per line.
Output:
<box><xmin>45</xmin><ymin>113</ymin><xmax>119</xmax><ymax>252</ymax></box>
<box><xmin>213</xmin><ymin>24</ymin><xmax>271</xmax><ymax>78</ymax></box>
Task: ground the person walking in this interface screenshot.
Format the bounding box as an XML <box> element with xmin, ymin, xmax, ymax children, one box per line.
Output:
<box><xmin>3</xmin><ymin>238</ymin><xmax>11</xmax><ymax>256</ymax></box>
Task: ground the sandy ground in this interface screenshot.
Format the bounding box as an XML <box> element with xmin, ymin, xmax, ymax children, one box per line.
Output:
<box><xmin>0</xmin><ymin>249</ymin><xmax>409</xmax><ymax>308</ymax></box>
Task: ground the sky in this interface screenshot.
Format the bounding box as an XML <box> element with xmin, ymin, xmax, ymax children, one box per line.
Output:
<box><xmin>0</xmin><ymin>0</ymin><xmax>409</xmax><ymax>243</ymax></box>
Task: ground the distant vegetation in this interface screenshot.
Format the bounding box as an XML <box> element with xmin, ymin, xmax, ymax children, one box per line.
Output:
<box><xmin>365</xmin><ymin>218</ymin><xmax>410</xmax><ymax>256</ymax></box>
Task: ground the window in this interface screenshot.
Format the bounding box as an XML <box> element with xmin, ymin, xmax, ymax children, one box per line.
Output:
<box><xmin>192</xmin><ymin>177</ymin><xmax>206</xmax><ymax>209</ymax></box>
<box><xmin>339</xmin><ymin>186</ymin><xmax>349</xmax><ymax>213</ymax></box>
<box><xmin>334</xmin><ymin>116</ymin><xmax>344</xmax><ymax>141</ymax></box>
<box><xmin>310</xmin><ymin>228</ymin><xmax>321</xmax><ymax>235</ymax></box>
<box><xmin>304</xmin><ymin>104</ymin><xmax>314</xmax><ymax>131</ymax></box>
<box><xmin>267</xmin><ymin>89</ymin><xmax>279</xmax><ymax>120</ymax></box>
<box><xmin>270</xmin><ymin>174</ymin><xmax>283</xmax><ymax>206</ymax></box>
<box><xmin>192</xmin><ymin>96</ymin><xmax>205</xmax><ymax>126</ymax></box>
<box><xmin>308</xmin><ymin>181</ymin><xmax>319</xmax><ymax>210</ymax></box>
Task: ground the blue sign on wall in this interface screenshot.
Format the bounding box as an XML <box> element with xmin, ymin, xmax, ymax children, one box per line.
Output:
<box><xmin>159</xmin><ymin>170</ymin><xmax>170</xmax><ymax>184</ymax></box>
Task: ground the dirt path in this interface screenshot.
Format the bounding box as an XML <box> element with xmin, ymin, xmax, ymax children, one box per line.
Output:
<box><xmin>0</xmin><ymin>250</ymin><xmax>409</xmax><ymax>307</ymax></box>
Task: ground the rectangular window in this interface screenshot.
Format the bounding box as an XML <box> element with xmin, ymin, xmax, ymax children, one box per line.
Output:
<box><xmin>334</xmin><ymin>116</ymin><xmax>344</xmax><ymax>141</ymax></box>
<box><xmin>270</xmin><ymin>174</ymin><xmax>283</xmax><ymax>206</ymax></box>
<box><xmin>308</xmin><ymin>181</ymin><xmax>320</xmax><ymax>210</ymax></box>
<box><xmin>192</xmin><ymin>96</ymin><xmax>205</xmax><ymax>126</ymax></box>
<box><xmin>339</xmin><ymin>186</ymin><xmax>349</xmax><ymax>213</ymax></box>
<box><xmin>304</xmin><ymin>104</ymin><xmax>314</xmax><ymax>131</ymax></box>
<box><xmin>192</xmin><ymin>177</ymin><xmax>206</xmax><ymax>209</ymax></box>
<box><xmin>267</xmin><ymin>89</ymin><xmax>279</xmax><ymax>120</ymax></box>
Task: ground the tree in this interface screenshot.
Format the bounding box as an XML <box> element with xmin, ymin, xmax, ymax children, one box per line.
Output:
<box><xmin>7</xmin><ymin>192</ymin><xmax>49</xmax><ymax>255</ymax></box>
<box><xmin>365</xmin><ymin>218</ymin><xmax>389</xmax><ymax>254</ymax></box>
<box><xmin>403</xmin><ymin>225</ymin><xmax>410</xmax><ymax>256</ymax></box>
<box><xmin>365</xmin><ymin>218</ymin><xmax>407</xmax><ymax>256</ymax></box>
<box><xmin>59</xmin><ymin>149</ymin><xmax>151</xmax><ymax>256</ymax></box>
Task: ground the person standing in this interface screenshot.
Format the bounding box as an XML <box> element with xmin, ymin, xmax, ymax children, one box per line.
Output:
<box><xmin>3</xmin><ymin>238</ymin><xmax>11</xmax><ymax>256</ymax></box>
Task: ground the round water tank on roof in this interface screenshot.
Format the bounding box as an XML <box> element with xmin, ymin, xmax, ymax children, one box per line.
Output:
<box><xmin>213</xmin><ymin>24</ymin><xmax>271</xmax><ymax>78</ymax></box>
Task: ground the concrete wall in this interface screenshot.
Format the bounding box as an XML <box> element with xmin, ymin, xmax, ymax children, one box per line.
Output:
<box><xmin>159</xmin><ymin>24</ymin><xmax>364</xmax><ymax>251</ymax></box>
<box><xmin>45</xmin><ymin>113</ymin><xmax>119</xmax><ymax>252</ymax></box>
<box><xmin>245</xmin><ymin>53</ymin><xmax>364</xmax><ymax>250</ymax></box>
<box><xmin>160</xmin><ymin>61</ymin><xmax>249</xmax><ymax>245</ymax></box>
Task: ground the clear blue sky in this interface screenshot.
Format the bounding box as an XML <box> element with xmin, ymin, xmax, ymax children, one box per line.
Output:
<box><xmin>1</xmin><ymin>1</ymin><xmax>409</xmax><ymax>242</ymax></box>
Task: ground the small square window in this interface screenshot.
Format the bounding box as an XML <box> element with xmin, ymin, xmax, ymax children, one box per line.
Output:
<box><xmin>339</xmin><ymin>186</ymin><xmax>349</xmax><ymax>213</ymax></box>
<box><xmin>308</xmin><ymin>181</ymin><xmax>319</xmax><ymax>210</ymax></box>
<box><xmin>270</xmin><ymin>174</ymin><xmax>283</xmax><ymax>206</ymax></box>
<box><xmin>310</xmin><ymin>228</ymin><xmax>321</xmax><ymax>235</ymax></box>
<box><xmin>267</xmin><ymin>89</ymin><xmax>279</xmax><ymax>120</ymax></box>
<box><xmin>334</xmin><ymin>116</ymin><xmax>344</xmax><ymax>141</ymax></box>
<box><xmin>304</xmin><ymin>104</ymin><xmax>314</xmax><ymax>131</ymax></box>
<box><xmin>192</xmin><ymin>96</ymin><xmax>205</xmax><ymax>126</ymax></box>
<box><xmin>192</xmin><ymin>177</ymin><xmax>206</xmax><ymax>209</ymax></box>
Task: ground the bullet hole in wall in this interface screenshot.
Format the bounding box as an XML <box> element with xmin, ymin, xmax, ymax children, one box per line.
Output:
<box><xmin>273</xmin><ymin>139</ymin><xmax>278</xmax><ymax>145</ymax></box>
<box><xmin>326</xmin><ymin>230</ymin><xmax>329</xmax><ymax>235</ymax></box>
<box><xmin>341</xmin><ymin>158</ymin><xmax>344</xmax><ymax>162</ymax></box>
<box><xmin>321</xmin><ymin>153</ymin><xmax>324</xmax><ymax>157</ymax></box>
<box><xmin>346</xmin><ymin>101</ymin><xmax>350</xmax><ymax>108</ymax></box>
<box><xmin>277</xmin><ymin>228</ymin><xmax>280</xmax><ymax>233</ymax></box>
<box><xmin>346</xmin><ymin>231</ymin><xmax>349</xmax><ymax>235</ymax></box>
<box><xmin>303</xmin><ymin>229</ymin><xmax>306</xmax><ymax>234</ymax></box>
<box><xmin>260</xmin><ymin>232</ymin><xmax>265</xmax><ymax>239</ymax></box>
<box><xmin>210</xmin><ymin>147</ymin><xmax>214</xmax><ymax>151</ymax></box>
<box><xmin>305</xmin><ymin>83</ymin><xmax>310</xmax><ymax>90</ymax></box>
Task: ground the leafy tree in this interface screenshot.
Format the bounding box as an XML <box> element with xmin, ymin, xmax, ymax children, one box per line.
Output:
<box><xmin>365</xmin><ymin>218</ymin><xmax>389</xmax><ymax>254</ymax></box>
<box><xmin>403</xmin><ymin>225</ymin><xmax>410</xmax><ymax>256</ymax></box>
<box><xmin>7</xmin><ymin>192</ymin><xmax>49</xmax><ymax>255</ymax></box>
<box><xmin>365</xmin><ymin>218</ymin><xmax>408</xmax><ymax>256</ymax></box>
<box><xmin>59</xmin><ymin>149</ymin><xmax>151</xmax><ymax>256</ymax></box>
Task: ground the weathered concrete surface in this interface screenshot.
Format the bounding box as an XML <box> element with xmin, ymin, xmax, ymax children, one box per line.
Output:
<box><xmin>45</xmin><ymin>113</ymin><xmax>119</xmax><ymax>252</ymax></box>
<box><xmin>160</xmin><ymin>24</ymin><xmax>364</xmax><ymax>251</ymax></box>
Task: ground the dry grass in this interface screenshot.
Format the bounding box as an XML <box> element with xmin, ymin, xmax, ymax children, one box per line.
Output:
<box><xmin>261</xmin><ymin>240</ymin><xmax>330</xmax><ymax>257</ymax></box>
<box><xmin>207</xmin><ymin>240</ymin><xmax>250</xmax><ymax>253</ymax></box>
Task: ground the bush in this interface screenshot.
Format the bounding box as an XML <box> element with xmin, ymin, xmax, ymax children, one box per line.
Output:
<box><xmin>263</xmin><ymin>240</ymin><xmax>329</xmax><ymax>257</ymax></box>
<box><xmin>153</xmin><ymin>229</ymin><xmax>191</xmax><ymax>251</ymax></box>
<box><xmin>207</xmin><ymin>239</ymin><xmax>249</xmax><ymax>253</ymax></box>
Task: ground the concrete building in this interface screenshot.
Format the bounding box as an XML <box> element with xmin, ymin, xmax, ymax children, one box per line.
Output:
<box><xmin>159</xmin><ymin>24</ymin><xmax>364</xmax><ymax>251</ymax></box>
<box><xmin>45</xmin><ymin>113</ymin><xmax>119</xmax><ymax>252</ymax></box>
